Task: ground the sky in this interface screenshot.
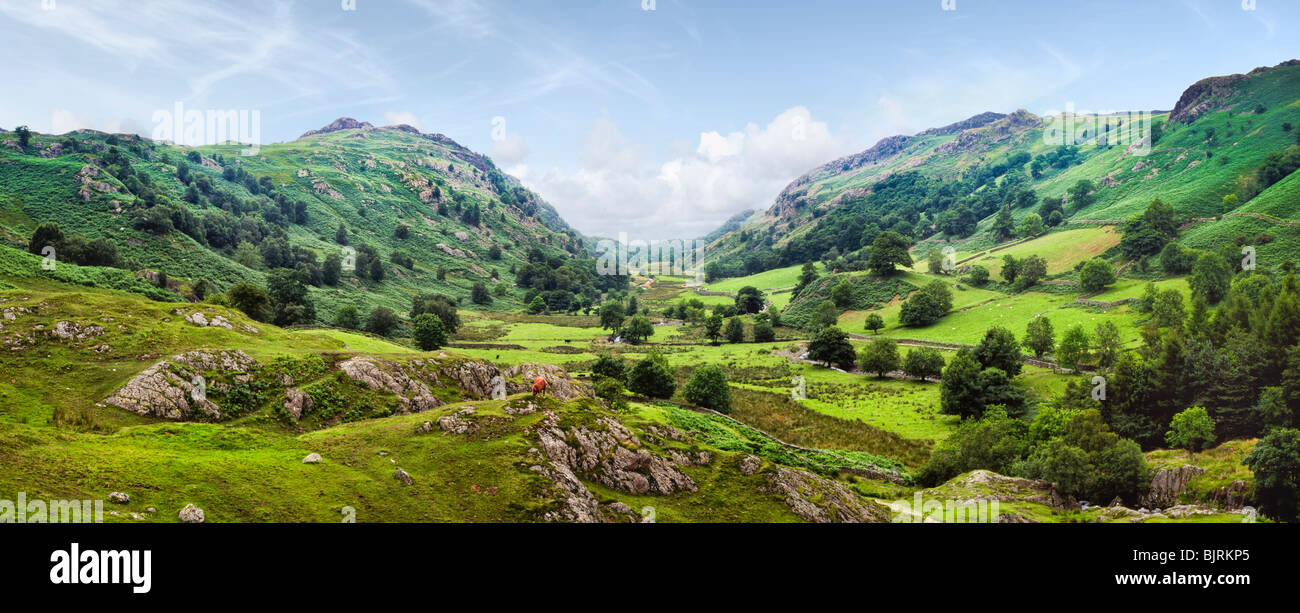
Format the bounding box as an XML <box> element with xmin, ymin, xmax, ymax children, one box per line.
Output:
<box><xmin>0</xmin><ymin>0</ymin><xmax>1296</xmax><ymax>240</ymax></box>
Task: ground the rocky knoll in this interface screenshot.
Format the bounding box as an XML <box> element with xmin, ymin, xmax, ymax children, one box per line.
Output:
<box><xmin>534</xmin><ymin>412</ymin><xmax>698</xmax><ymax>497</ymax></box>
<box><xmin>338</xmin><ymin>356</ymin><xmax>590</xmax><ymax>413</ymax></box>
<box><xmin>104</xmin><ymin>350</ymin><xmax>257</xmax><ymax>420</ymax></box>
<box><xmin>763</xmin><ymin>465</ymin><xmax>890</xmax><ymax>523</ymax></box>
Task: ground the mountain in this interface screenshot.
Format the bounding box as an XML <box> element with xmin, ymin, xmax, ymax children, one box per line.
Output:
<box><xmin>0</xmin><ymin>118</ymin><xmax>601</xmax><ymax>328</ymax></box>
<box><xmin>700</xmin><ymin>60</ymin><xmax>1300</xmax><ymax>278</ymax></box>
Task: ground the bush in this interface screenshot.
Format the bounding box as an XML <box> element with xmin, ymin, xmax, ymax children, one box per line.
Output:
<box><xmin>1243</xmin><ymin>428</ymin><xmax>1300</xmax><ymax>521</ymax></box>
<box><xmin>724</xmin><ymin>316</ymin><xmax>745</xmax><ymax>343</ymax></box>
<box><xmin>858</xmin><ymin>338</ymin><xmax>899</xmax><ymax>378</ymax></box>
<box><xmin>591</xmin><ymin>354</ymin><xmax>627</xmax><ymax>381</ymax></box>
<box><xmin>366</xmin><ymin>306</ymin><xmax>400</xmax><ymax>337</ymax></box>
<box><xmin>594</xmin><ymin>377</ymin><xmax>629</xmax><ymax>412</ymax></box>
<box><xmin>623</xmin><ymin>315</ymin><xmax>654</xmax><ymax>344</ymax></box>
<box><xmin>412</xmin><ymin>313</ymin><xmax>448</xmax><ymax>350</ymax></box>
<box><xmin>627</xmin><ymin>352</ymin><xmax>676</xmax><ymax>399</ymax></box>
<box><xmin>1079</xmin><ymin>258</ymin><xmax>1116</xmax><ymax>292</ymax></box>
<box><xmin>1166</xmin><ymin>406</ymin><xmax>1217</xmax><ymax>452</ymax></box>
<box><xmin>683</xmin><ymin>364</ymin><xmax>732</xmax><ymax>414</ymax></box>
<box><xmin>752</xmin><ymin>321</ymin><xmax>776</xmax><ymax>342</ymax></box>
<box><xmin>899</xmin><ymin>280</ymin><xmax>952</xmax><ymax>326</ymax></box>
<box><xmin>335</xmin><ymin>305</ymin><xmax>360</xmax><ymax>330</ymax></box>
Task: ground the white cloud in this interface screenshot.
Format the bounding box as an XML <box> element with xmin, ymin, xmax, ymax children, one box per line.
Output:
<box><xmin>511</xmin><ymin>107</ymin><xmax>851</xmax><ymax>240</ymax></box>
<box><xmin>490</xmin><ymin>134</ymin><xmax>529</xmax><ymax>165</ymax></box>
<box><xmin>382</xmin><ymin>111</ymin><xmax>424</xmax><ymax>131</ymax></box>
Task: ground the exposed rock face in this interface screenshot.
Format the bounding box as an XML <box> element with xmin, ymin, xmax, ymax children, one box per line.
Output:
<box><xmin>1212</xmin><ymin>480</ymin><xmax>1250</xmax><ymax>511</ymax></box>
<box><xmin>1170</xmin><ymin>60</ymin><xmax>1300</xmax><ymax>123</ymax></box>
<box><xmin>534</xmin><ymin>413</ymin><xmax>695</xmax><ymax>497</ymax></box>
<box><xmin>503</xmin><ymin>363</ymin><xmax>590</xmax><ymax>400</ymax></box>
<box><xmin>436</xmin><ymin>408</ymin><xmax>479</xmax><ymax>435</ymax></box>
<box><xmin>1140</xmin><ymin>465</ymin><xmax>1208</xmax><ymax>509</ymax></box>
<box><xmin>179</xmin><ymin>504</ymin><xmax>205</xmax><ymax>523</ymax></box>
<box><xmin>739</xmin><ymin>455</ymin><xmax>762</xmax><ymax>476</ymax></box>
<box><xmin>336</xmin><ymin>356</ymin><xmax>444</xmax><ymax>414</ymax></box>
<box><xmin>50</xmin><ymin>321</ymin><xmax>105</xmax><ymax>341</ymax></box>
<box><xmin>763</xmin><ymin>466</ymin><xmax>890</xmax><ymax>523</ymax></box>
<box><xmin>925</xmin><ymin>470</ymin><xmax>1078</xmax><ymax>510</ymax></box>
<box><xmin>103</xmin><ymin>350</ymin><xmax>258</xmax><ymax>420</ymax></box>
<box><xmin>283</xmin><ymin>389</ymin><xmax>312</xmax><ymax>421</ymax></box>
<box><xmin>529</xmin><ymin>462</ymin><xmax>603</xmax><ymax>523</ymax></box>
<box><xmin>300</xmin><ymin>117</ymin><xmax>375</xmax><ymax>138</ymax></box>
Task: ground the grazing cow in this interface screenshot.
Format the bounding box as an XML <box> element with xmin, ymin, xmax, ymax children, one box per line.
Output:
<box><xmin>531</xmin><ymin>376</ymin><xmax>548</xmax><ymax>398</ymax></box>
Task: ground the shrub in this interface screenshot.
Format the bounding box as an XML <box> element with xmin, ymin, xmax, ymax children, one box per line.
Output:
<box><xmin>683</xmin><ymin>364</ymin><xmax>732</xmax><ymax>414</ymax></box>
<box><xmin>627</xmin><ymin>352</ymin><xmax>676</xmax><ymax>399</ymax></box>
<box><xmin>412</xmin><ymin>313</ymin><xmax>448</xmax><ymax>350</ymax></box>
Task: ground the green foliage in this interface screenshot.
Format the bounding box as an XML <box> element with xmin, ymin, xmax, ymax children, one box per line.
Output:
<box><xmin>703</xmin><ymin>313</ymin><xmax>723</xmax><ymax>343</ymax></box>
<box><xmin>1057</xmin><ymin>324</ymin><xmax>1091</xmax><ymax>370</ymax></box>
<box><xmin>864</xmin><ymin>313</ymin><xmax>884</xmax><ymax>335</ymax></box>
<box><xmin>724</xmin><ymin>316</ymin><xmax>745</xmax><ymax>343</ymax></box>
<box><xmin>899</xmin><ymin>280</ymin><xmax>953</xmax><ymax>327</ymax></box>
<box><xmin>974</xmin><ymin>326</ymin><xmax>1023</xmax><ymax>376</ymax></box>
<box><xmin>918</xmin><ymin>408</ymin><xmax>1028</xmax><ymax>486</ymax></box>
<box><xmin>1166</xmin><ymin>406</ymin><xmax>1217</xmax><ymax>452</ymax></box>
<box><xmin>868</xmin><ymin>231</ymin><xmax>912</xmax><ymax>276</ymax></box>
<box><xmin>1079</xmin><ymin>258</ymin><xmax>1116</xmax><ymax>292</ymax></box>
<box><xmin>683</xmin><ymin>364</ymin><xmax>732</xmax><ymax>414</ymax></box>
<box><xmin>591</xmin><ymin>354</ymin><xmax>627</xmax><ymax>382</ymax></box>
<box><xmin>624</xmin><ymin>315</ymin><xmax>654</xmax><ymax>345</ymax></box>
<box><xmin>627</xmin><ymin>352</ymin><xmax>676</xmax><ymax>399</ymax></box>
<box><xmin>1022</xmin><ymin>316</ymin><xmax>1055</xmax><ymax>358</ymax></box>
<box><xmin>752</xmin><ymin>320</ymin><xmax>775</xmax><ymax>342</ymax></box>
<box><xmin>593</xmin><ymin>377</ymin><xmax>629</xmax><ymax>412</ymax></box>
<box><xmin>1242</xmin><ymin>428</ymin><xmax>1300</xmax><ymax>521</ymax></box>
<box><xmin>858</xmin><ymin>337</ymin><xmax>899</xmax><ymax>378</ymax></box>
<box><xmin>365</xmin><ymin>306</ymin><xmax>400</xmax><ymax>337</ymax></box>
<box><xmin>335</xmin><ymin>305</ymin><xmax>360</xmax><ymax>330</ymax></box>
<box><xmin>412</xmin><ymin>313</ymin><xmax>448</xmax><ymax>350</ymax></box>
<box><xmin>807</xmin><ymin>326</ymin><xmax>856</xmax><ymax>370</ymax></box>
<box><xmin>902</xmin><ymin>347</ymin><xmax>945</xmax><ymax>381</ymax></box>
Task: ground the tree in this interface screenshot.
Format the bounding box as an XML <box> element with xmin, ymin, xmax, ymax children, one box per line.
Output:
<box><xmin>227</xmin><ymin>282</ymin><xmax>270</xmax><ymax>322</ymax></box>
<box><xmin>335</xmin><ymin>223</ymin><xmax>348</xmax><ymax>245</ymax></box>
<box><xmin>992</xmin><ymin>205</ymin><xmax>1016</xmax><ymax>241</ymax></box>
<box><xmin>903</xmin><ymin>347</ymin><xmax>945</xmax><ymax>381</ymax></box>
<box><xmin>1016</xmin><ymin>212</ymin><xmax>1045</xmax><ymax>238</ymax></box>
<box><xmin>975</xmin><ymin>326</ymin><xmax>1023</xmax><ymax>376</ymax></box>
<box><xmin>365</xmin><ymin>306</ymin><xmax>400</xmax><ymax>337</ymax></box>
<box><xmin>624</xmin><ymin>315</ymin><xmax>654</xmax><ymax>345</ymax></box>
<box><xmin>591</xmin><ymin>354</ymin><xmax>627</xmax><ymax>381</ymax></box>
<box><xmin>599</xmin><ymin>302</ymin><xmax>626</xmax><ymax>334</ymax></box>
<box><xmin>807</xmin><ymin>326</ymin><xmax>856</xmax><ymax>370</ymax></box>
<box><xmin>899</xmin><ymin>280</ymin><xmax>953</xmax><ymax>327</ymax></box>
<box><xmin>627</xmin><ymin>352</ymin><xmax>676</xmax><ymax>399</ymax></box>
<box><xmin>794</xmin><ymin>261</ymin><xmax>819</xmax><ymax>294</ymax></box>
<box><xmin>394</xmin><ymin>224</ymin><xmax>410</xmax><ymax>240</ymax></box>
<box><xmin>864</xmin><ymin>313</ymin><xmax>884</xmax><ymax>335</ymax></box>
<box><xmin>626</xmin><ymin>295</ymin><xmax>639</xmax><ymax>316</ymax></box>
<box><xmin>753</xmin><ymin>320</ymin><xmax>776</xmax><ymax>342</ymax></box>
<box><xmin>1001</xmin><ymin>255</ymin><xmax>1021</xmax><ymax>284</ymax></box>
<box><xmin>267</xmin><ymin>269</ymin><xmax>316</xmax><ymax>326</ymax></box>
<box><xmin>1057</xmin><ymin>324</ymin><xmax>1091</xmax><ymax>371</ymax></box>
<box><xmin>724</xmin><ymin>316</ymin><xmax>745</xmax><ymax>343</ymax></box>
<box><xmin>28</xmin><ymin>222</ymin><xmax>64</xmax><ymax>255</ymax></box>
<box><xmin>1242</xmin><ymin>428</ymin><xmax>1300</xmax><ymax>521</ymax></box>
<box><xmin>940</xmin><ymin>349</ymin><xmax>985</xmax><ymax>419</ymax></box>
<box><xmin>810</xmin><ymin>300</ymin><xmax>839</xmax><ymax>330</ymax></box>
<box><xmin>858</xmin><ymin>338</ymin><xmax>900</xmax><ymax>378</ymax></box>
<box><xmin>1079</xmin><ymin>258</ymin><xmax>1116</xmax><ymax>292</ymax></box>
<box><xmin>1094</xmin><ymin>321</ymin><xmax>1122</xmax><ymax>368</ymax></box>
<box><xmin>368</xmin><ymin>257</ymin><xmax>385</xmax><ymax>283</ymax></box>
<box><xmin>703</xmin><ymin>314</ymin><xmax>723</xmax><ymax>344</ymax></box>
<box><xmin>322</xmin><ymin>252</ymin><xmax>341</xmax><ymax>285</ymax></box>
<box><xmin>412</xmin><ymin>313</ymin><xmax>448</xmax><ymax>350</ymax></box>
<box><xmin>1014</xmin><ymin>254</ymin><xmax>1047</xmax><ymax>291</ymax></box>
<box><xmin>868</xmin><ymin>231</ymin><xmax>912</xmax><ymax>276</ymax></box>
<box><xmin>14</xmin><ymin>125</ymin><xmax>32</xmax><ymax>148</ymax></box>
<box><xmin>831</xmin><ymin>280</ymin><xmax>854</xmax><ymax>307</ymax></box>
<box><xmin>1067</xmin><ymin>179</ymin><xmax>1097</xmax><ymax>212</ymax></box>
<box><xmin>335</xmin><ymin>305</ymin><xmax>360</xmax><ymax>330</ymax></box>
<box><xmin>1022</xmin><ymin>316</ymin><xmax>1055</xmax><ymax>358</ymax></box>
<box><xmin>411</xmin><ymin>293</ymin><xmax>461</xmax><ymax>334</ymax></box>
<box><xmin>471</xmin><ymin>281</ymin><xmax>492</xmax><ymax>305</ymax></box>
<box><xmin>527</xmin><ymin>295</ymin><xmax>547</xmax><ymax>314</ymax></box>
<box><xmin>683</xmin><ymin>364</ymin><xmax>732</xmax><ymax>413</ymax></box>
<box><xmin>1153</xmin><ymin>289</ymin><xmax>1185</xmax><ymax>327</ymax></box>
<box><xmin>1189</xmin><ymin>252</ymin><xmax>1232</xmax><ymax>304</ymax></box>
<box><xmin>735</xmin><ymin>286</ymin><xmax>765</xmax><ymax>314</ymax></box>
<box><xmin>968</xmin><ymin>265</ymin><xmax>990</xmax><ymax>286</ymax></box>
<box><xmin>926</xmin><ymin>248</ymin><xmax>945</xmax><ymax>274</ymax></box>
<box><xmin>1166</xmin><ymin>406</ymin><xmax>1217</xmax><ymax>453</ymax></box>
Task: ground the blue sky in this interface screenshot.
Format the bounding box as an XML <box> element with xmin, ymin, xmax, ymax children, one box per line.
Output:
<box><xmin>0</xmin><ymin>0</ymin><xmax>1296</xmax><ymax>238</ymax></box>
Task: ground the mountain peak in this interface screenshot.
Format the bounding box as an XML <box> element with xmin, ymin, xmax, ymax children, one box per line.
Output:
<box><xmin>299</xmin><ymin>117</ymin><xmax>375</xmax><ymax>139</ymax></box>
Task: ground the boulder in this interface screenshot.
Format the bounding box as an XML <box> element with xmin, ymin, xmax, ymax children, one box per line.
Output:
<box><xmin>394</xmin><ymin>468</ymin><xmax>414</xmax><ymax>485</ymax></box>
<box><xmin>283</xmin><ymin>389</ymin><xmax>312</xmax><ymax>421</ymax></box>
<box><xmin>108</xmin><ymin>492</ymin><xmax>130</xmax><ymax>504</ymax></box>
<box><xmin>1140</xmin><ymin>465</ymin><xmax>1208</xmax><ymax>508</ymax></box>
<box><xmin>179</xmin><ymin>504</ymin><xmax>205</xmax><ymax>524</ymax></box>
<box><xmin>302</xmin><ymin>453</ymin><xmax>322</xmax><ymax>464</ymax></box>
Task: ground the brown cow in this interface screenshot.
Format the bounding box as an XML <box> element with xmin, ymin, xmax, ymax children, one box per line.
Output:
<box><xmin>531</xmin><ymin>376</ymin><xmax>548</xmax><ymax>398</ymax></box>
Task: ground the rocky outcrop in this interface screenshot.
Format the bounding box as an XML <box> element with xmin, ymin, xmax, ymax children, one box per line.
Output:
<box><xmin>283</xmin><ymin>389</ymin><xmax>312</xmax><ymax>420</ymax></box>
<box><xmin>103</xmin><ymin>350</ymin><xmax>258</xmax><ymax>420</ymax></box>
<box><xmin>763</xmin><ymin>466</ymin><xmax>890</xmax><ymax>523</ymax></box>
<box><xmin>534</xmin><ymin>413</ymin><xmax>696</xmax><ymax>497</ymax></box>
<box><xmin>1140</xmin><ymin>465</ymin><xmax>1207</xmax><ymax>508</ymax></box>
<box><xmin>336</xmin><ymin>356</ymin><xmax>443</xmax><ymax>414</ymax></box>
<box><xmin>503</xmin><ymin>363</ymin><xmax>590</xmax><ymax>400</ymax></box>
<box><xmin>300</xmin><ymin>117</ymin><xmax>374</xmax><ymax>138</ymax></box>
<box><xmin>184</xmin><ymin>311</ymin><xmax>233</xmax><ymax>330</ymax></box>
<box><xmin>50</xmin><ymin>321</ymin><xmax>105</xmax><ymax>341</ymax></box>
<box><xmin>925</xmin><ymin>470</ymin><xmax>1078</xmax><ymax>510</ymax></box>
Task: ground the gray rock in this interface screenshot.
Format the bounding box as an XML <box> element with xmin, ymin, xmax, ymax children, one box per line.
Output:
<box><xmin>302</xmin><ymin>452</ymin><xmax>322</xmax><ymax>464</ymax></box>
<box><xmin>739</xmin><ymin>455</ymin><xmax>762</xmax><ymax>476</ymax></box>
<box><xmin>394</xmin><ymin>468</ymin><xmax>414</xmax><ymax>485</ymax></box>
<box><xmin>108</xmin><ymin>492</ymin><xmax>130</xmax><ymax>504</ymax></box>
<box><xmin>179</xmin><ymin>504</ymin><xmax>205</xmax><ymax>523</ymax></box>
